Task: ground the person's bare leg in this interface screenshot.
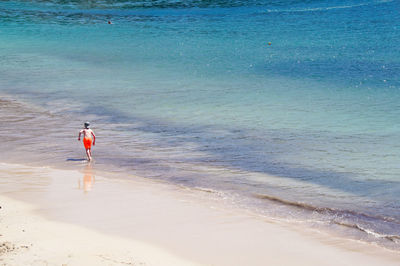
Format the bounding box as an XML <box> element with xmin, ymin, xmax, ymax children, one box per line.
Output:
<box><xmin>86</xmin><ymin>149</ymin><xmax>92</xmax><ymax>161</ymax></box>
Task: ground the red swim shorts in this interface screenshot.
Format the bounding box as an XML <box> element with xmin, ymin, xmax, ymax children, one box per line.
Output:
<box><xmin>83</xmin><ymin>136</ymin><xmax>92</xmax><ymax>149</ymax></box>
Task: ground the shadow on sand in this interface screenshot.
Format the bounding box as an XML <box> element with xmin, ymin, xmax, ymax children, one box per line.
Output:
<box><xmin>66</xmin><ymin>158</ymin><xmax>87</xmax><ymax>162</ymax></box>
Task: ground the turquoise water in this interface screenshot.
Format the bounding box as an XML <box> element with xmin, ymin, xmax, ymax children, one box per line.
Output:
<box><xmin>1</xmin><ymin>0</ymin><xmax>400</xmax><ymax>248</ymax></box>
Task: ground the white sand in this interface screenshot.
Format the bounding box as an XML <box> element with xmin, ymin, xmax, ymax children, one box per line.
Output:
<box><xmin>0</xmin><ymin>196</ymin><xmax>198</xmax><ymax>266</ymax></box>
<box><xmin>0</xmin><ymin>162</ymin><xmax>399</xmax><ymax>265</ymax></box>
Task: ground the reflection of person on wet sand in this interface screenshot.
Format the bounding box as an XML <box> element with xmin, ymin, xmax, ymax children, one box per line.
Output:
<box><xmin>78</xmin><ymin>164</ymin><xmax>95</xmax><ymax>193</ymax></box>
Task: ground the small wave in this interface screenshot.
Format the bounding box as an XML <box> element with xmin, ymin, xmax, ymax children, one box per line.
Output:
<box><xmin>266</xmin><ymin>0</ymin><xmax>393</xmax><ymax>13</ymax></box>
<box><xmin>192</xmin><ymin>187</ymin><xmax>219</xmax><ymax>193</ymax></box>
<box><xmin>177</xmin><ymin>184</ymin><xmax>221</xmax><ymax>194</ymax></box>
<box><xmin>253</xmin><ymin>193</ymin><xmax>400</xmax><ymax>224</ymax></box>
<box><xmin>334</xmin><ymin>221</ymin><xmax>400</xmax><ymax>243</ymax></box>
<box><xmin>254</xmin><ymin>193</ymin><xmax>400</xmax><ymax>245</ymax></box>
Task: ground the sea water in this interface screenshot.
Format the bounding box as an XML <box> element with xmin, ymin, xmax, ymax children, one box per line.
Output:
<box><xmin>1</xmin><ymin>0</ymin><xmax>400</xmax><ymax>248</ymax></box>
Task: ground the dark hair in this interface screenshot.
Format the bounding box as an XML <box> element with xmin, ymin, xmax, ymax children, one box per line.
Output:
<box><xmin>84</xmin><ymin>122</ymin><xmax>90</xmax><ymax>129</ymax></box>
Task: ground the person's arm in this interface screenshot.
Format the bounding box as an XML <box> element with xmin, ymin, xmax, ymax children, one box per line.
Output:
<box><xmin>78</xmin><ymin>130</ymin><xmax>82</xmax><ymax>141</ymax></box>
<box><xmin>91</xmin><ymin>131</ymin><xmax>96</xmax><ymax>146</ymax></box>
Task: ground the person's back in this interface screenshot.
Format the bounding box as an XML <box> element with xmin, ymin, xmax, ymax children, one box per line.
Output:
<box><xmin>80</xmin><ymin>128</ymin><xmax>94</xmax><ymax>139</ymax></box>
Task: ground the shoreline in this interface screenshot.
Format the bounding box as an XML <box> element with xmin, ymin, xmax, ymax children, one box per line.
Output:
<box><xmin>1</xmin><ymin>93</ymin><xmax>399</xmax><ymax>251</ymax></box>
<box><xmin>1</xmin><ymin>162</ymin><xmax>400</xmax><ymax>265</ymax></box>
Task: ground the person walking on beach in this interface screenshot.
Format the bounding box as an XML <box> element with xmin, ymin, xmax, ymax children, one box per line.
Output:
<box><xmin>78</xmin><ymin>122</ymin><xmax>96</xmax><ymax>161</ymax></box>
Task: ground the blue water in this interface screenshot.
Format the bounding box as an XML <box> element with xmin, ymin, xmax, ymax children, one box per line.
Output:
<box><xmin>1</xmin><ymin>0</ymin><xmax>400</xmax><ymax>248</ymax></box>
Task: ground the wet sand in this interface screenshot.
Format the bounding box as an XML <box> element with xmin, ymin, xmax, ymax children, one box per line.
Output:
<box><xmin>1</xmin><ymin>162</ymin><xmax>400</xmax><ymax>265</ymax></box>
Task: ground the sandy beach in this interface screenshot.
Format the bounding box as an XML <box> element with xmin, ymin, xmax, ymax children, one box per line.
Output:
<box><xmin>1</xmin><ymin>162</ymin><xmax>399</xmax><ymax>266</ymax></box>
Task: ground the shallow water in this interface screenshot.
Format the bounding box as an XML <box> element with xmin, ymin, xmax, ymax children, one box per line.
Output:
<box><xmin>1</xmin><ymin>0</ymin><xmax>400</xmax><ymax>249</ymax></box>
